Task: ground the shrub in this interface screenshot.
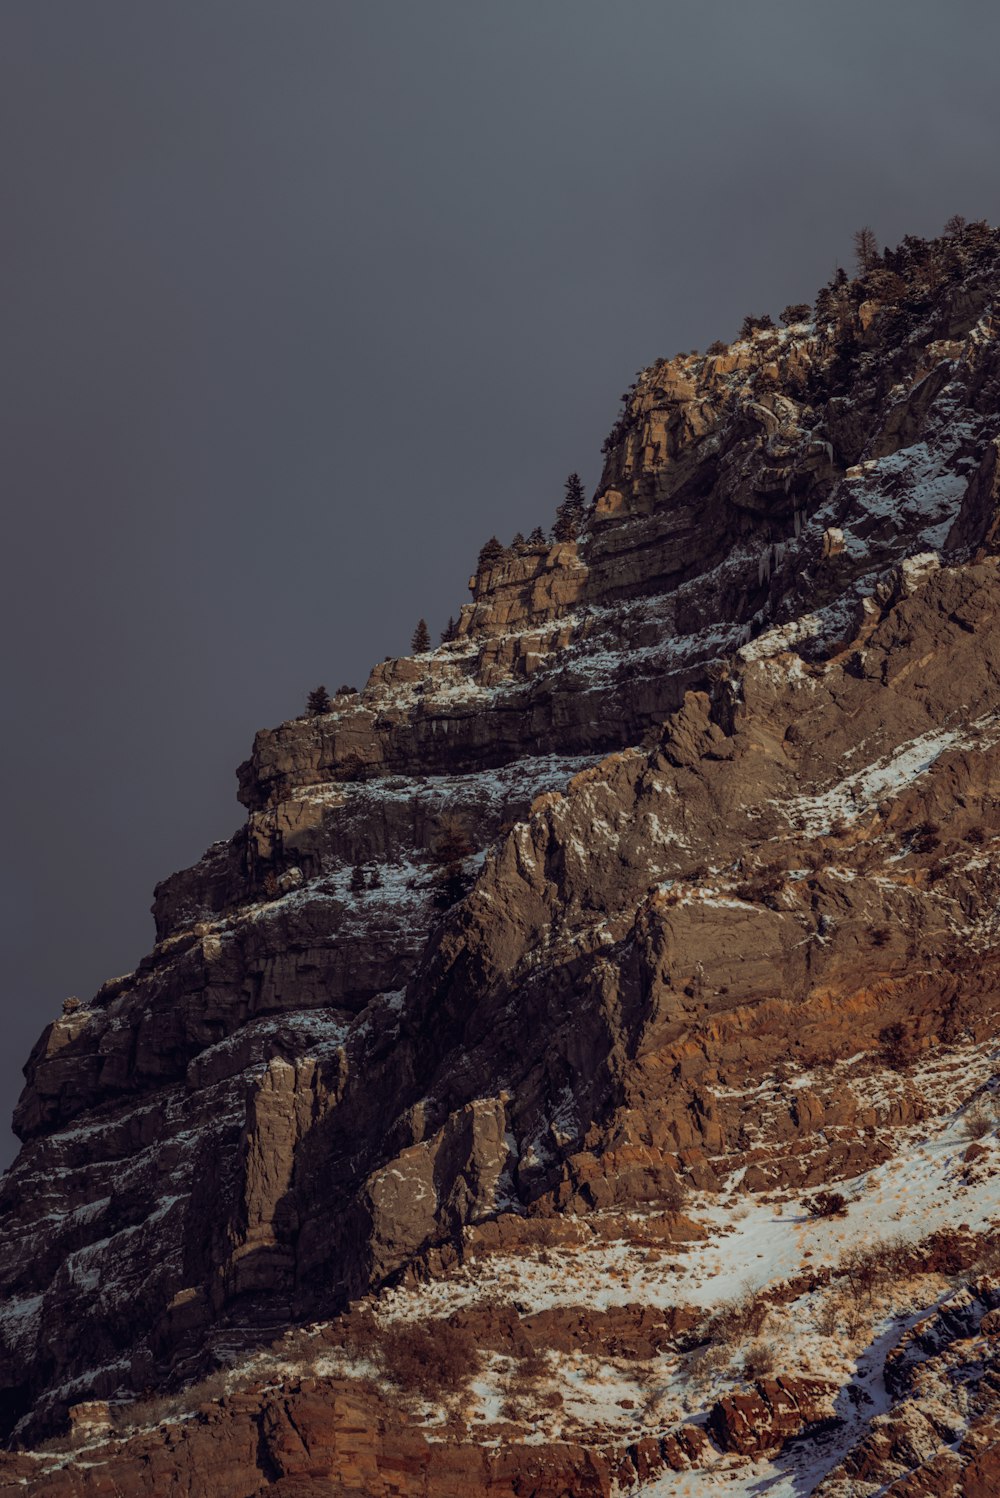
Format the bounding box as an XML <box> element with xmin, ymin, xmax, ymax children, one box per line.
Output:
<box><xmin>739</xmin><ymin>313</ymin><xmax>775</xmax><ymax>340</ymax></box>
<box><xmin>842</xmin><ymin>1300</ymin><xmax>869</xmax><ymax>1338</ymax></box>
<box><xmin>806</xmin><ymin>1190</ymin><xmax>847</xmax><ymax>1218</ymax></box>
<box><xmin>707</xmin><ymin>1288</ymin><xmax>768</xmax><ymax>1345</ymax></box>
<box><xmin>869</xmin><ymin>925</ymin><xmax>891</xmax><ymax>948</ymax></box>
<box><xmin>113</xmin><ymin>1371</ymin><xmax>230</xmax><ymax>1433</ymax></box>
<box><xmin>706</xmin><ymin>339</ymin><xmax>728</xmax><ymax>356</ymax></box>
<box><xmin>964</xmin><ymin>825</ymin><xmax>987</xmax><ymax>846</ymax></box>
<box><xmin>741</xmin><ymin>1338</ymin><xmax>778</xmax><ymax>1378</ymax></box>
<box><xmin>813</xmin><ymin>1297</ymin><xmax>842</xmax><ymax>1337</ymax></box>
<box><xmin>840</xmin><ymin>1237</ymin><xmax>910</xmax><ymax>1302</ymax></box>
<box><xmin>780</xmin><ymin>303</ymin><xmax>812</xmax><ymax>326</ymax></box>
<box><xmin>516</xmin><ymin>1347</ymin><xmax>550</xmax><ymax>1383</ymax></box>
<box><xmin>963</xmin><ymin>1094</ymin><xmax>999</xmax><ymax>1140</ymax></box>
<box><xmin>685</xmin><ymin>1342</ymin><xmax>731</xmax><ymax>1386</ymax></box>
<box><xmin>378</xmin><ymin>1320</ymin><xmax>482</xmax><ymax>1399</ymax></box>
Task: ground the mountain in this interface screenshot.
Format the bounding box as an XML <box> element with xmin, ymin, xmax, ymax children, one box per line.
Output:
<box><xmin>4</xmin><ymin>221</ymin><xmax>1000</xmax><ymax>1496</ymax></box>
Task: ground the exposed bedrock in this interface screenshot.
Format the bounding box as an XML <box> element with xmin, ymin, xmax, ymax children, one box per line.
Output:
<box><xmin>7</xmin><ymin>232</ymin><xmax>1000</xmax><ymax>1454</ymax></box>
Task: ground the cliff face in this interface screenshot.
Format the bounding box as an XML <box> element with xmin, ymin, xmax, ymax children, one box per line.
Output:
<box><xmin>5</xmin><ymin>224</ymin><xmax>1000</xmax><ymax>1495</ymax></box>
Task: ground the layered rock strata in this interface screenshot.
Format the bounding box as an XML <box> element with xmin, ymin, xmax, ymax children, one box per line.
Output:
<box><xmin>4</xmin><ymin>223</ymin><xmax>1000</xmax><ymax>1493</ymax></box>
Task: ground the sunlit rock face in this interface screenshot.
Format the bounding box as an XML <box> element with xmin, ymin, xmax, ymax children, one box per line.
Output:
<box><xmin>5</xmin><ymin>223</ymin><xmax>1000</xmax><ymax>1495</ymax></box>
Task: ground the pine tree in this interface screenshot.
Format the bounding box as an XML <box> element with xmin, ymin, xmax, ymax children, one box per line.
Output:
<box><xmin>511</xmin><ymin>531</ymin><xmax>526</xmax><ymax>549</ymax></box>
<box><xmin>853</xmin><ymin>226</ymin><xmax>880</xmax><ymax>275</ymax></box>
<box><xmin>739</xmin><ymin>313</ymin><xmax>775</xmax><ymax>340</ymax></box>
<box><xmin>349</xmin><ymin>863</ymin><xmax>366</xmax><ymax>893</ymax></box>
<box><xmin>306</xmin><ymin>685</ymin><xmax>331</xmax><ymax>716</ymax></box>
<box><xmin>368</xmin><ymin>865</ymin><xmax>382</xmax><ymax>889</ymax></box>
<box><xmin>477</xmin><ymin>536</ymin><xmax>504</xmax><ymax>571</ymax></box>
<box><xmin>411</xmin><ymin>618</ymin><xmax>431</xmax><ymax>653</ymax></box>
<box><xmin>814</xmin><ymin>285</ymin><xmax>835</xmax><ymax>324</ymax></box>
<box><xmin>528</xmin><ymin>526</ymin><xmax>546</xmax><ymax>545</ymax></box>
<box><xmin>554</xmin><ymin>471</ymin><xmax>587</xmax><ymax>542</ymax></box>
<box><xmin>440</xmin><ymin>616</ymin><xmax>457</xmax><ymax>644</ymax></box>
<box><xmin>780</xmin><ymin>303</ymin><xmax>812</xmax><ymax>327</ymax></box>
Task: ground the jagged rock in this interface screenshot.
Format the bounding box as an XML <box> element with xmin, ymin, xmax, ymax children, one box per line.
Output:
<box><xmin>8</xmin><ymin>222</ymin><xmax>1000</xmax><ymax>1493</ymax></box>
<box><xmin>708</xmin><ymin>1375</ymin><xmax>839</xmax><ymax>1455</ymax></box>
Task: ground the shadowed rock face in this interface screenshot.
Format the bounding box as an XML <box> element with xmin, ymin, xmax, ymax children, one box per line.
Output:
<box><xmin>6</xmin><ymin>226</ymin><xmax>1000</xmax><ymax>1490</ymax></box>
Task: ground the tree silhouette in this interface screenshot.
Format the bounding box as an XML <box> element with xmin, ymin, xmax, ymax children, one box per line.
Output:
<box><xmin>477</xmin><ymin>536</ymin><xmax>504</xmax><ymax>571</ymax></box>
<box><xmin>853</xmin><ymin>226</ymin><xmax>880</xmax><ymax>273</ymax></box>
<box><xmin>739</xmin><ymin>313</ymin><xmax>775</xmax><ymax>340</ymax></box>
<box><xmin>306</xmin><ymin>685</ymin><xmax>331</xmax><ymax>716</ymax></box>
<box><xmin>780</xmin><ymin>303</ymin><xmax>811</xmax><ymax>326</ymax></box>
<box><xmin>554</xmin><ymin>471</ymin><xmax>586</xmax><ymax>541</ymax></box>
<box><xmin>411</xmin><ymin>618</ymin><xmax>431</xmax><ymax>653</ymax></box>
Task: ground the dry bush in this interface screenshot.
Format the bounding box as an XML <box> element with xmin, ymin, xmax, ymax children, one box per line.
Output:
<box><xmin>685</xmin><ymin>1342</ymin><xmax>731</xmax><ymax>1386</ymax></box>
<box><xmin>113</xmin><ymin>1370</ymin><xmax>230</xmax><ymax>1433</ymax></box>
<box><xmin>516</xmin><ymin>1347</ymin><xmax>550</xmax><ymax>1383</ymax></box>
<box><xmin>963</xmin><ymin>1094</ymin><xmax>1000</xmax><ymax>1140</ymax></box>
<box><xmin>707</xmin><ymin>1287</ymin><xmax>768</xmax><ymax>1346</ymax></box>
<box><xmin>840</xmin><ymin>1300</ymin><xmax>870</xmax><ymax>1338</ymax></box>
<box><xmin>964</xmin><ymin>825</ymin><xmax>987</xmax><ymax>846</ymax></box>
<box><xmin>276</xmin><ymin>1326</ymin><xmax>322</xmax><ymax>1366</ymax></box>
<box><xmin>840</xmin><ymin>1247</ymin><xmax>883</xmax><ymax>1303</ymax></box>
<box><xmin>333</xmin><ymin>1309</ymin><xmax>383</xmax><ymax>1364</ymax></box>
<box><xmin>839</xmin><ymin>1236</ymin><xmax>910</xmax><ymax>1303</ymax></box>
<box><xmin>741</xmin><ymin>1338</ymin><xmax>778</xmax><ymax>1379</ymax></box>
<box><xmin>869</xmin><ymin>925</ymin><xmax>891</xmax><ymax>948</ymax></box>
<box><xmin>806</xmin><ymin>1189</ymin><xmax>848</xmax><ymax>1218</ymax></box>
<box><xmin>378</xmin><ymin>1320</ymin><xmax>483</xmax><ymax>1400</ymax></box>
<box><xmin>658</xmin><ymin>1177</ymin><xmax>687</xmax><ymax>1213</ymax></box>
<box><xmin>813</xmin><ymin>1296</ymin><xmax>842</xmax><ymax>1337</ymax></box>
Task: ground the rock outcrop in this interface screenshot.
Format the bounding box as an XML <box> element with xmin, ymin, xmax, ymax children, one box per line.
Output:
<box><xmin>5</xmin><ymin>221</ymin><xmax>1000</xmax><ymax>1494</ymax></box>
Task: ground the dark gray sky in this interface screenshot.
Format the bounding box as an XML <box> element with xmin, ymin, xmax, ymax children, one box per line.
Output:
<box><xmin>2</xmin><ymin>0</ymin><xmax>998</xmax><ymax>1165</ymax></box>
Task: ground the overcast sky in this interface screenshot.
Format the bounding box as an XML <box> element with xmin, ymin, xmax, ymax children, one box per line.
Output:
<box><xmin>2</xmin><ymin>1</ymin><xmax>998</xmax><ymax>1165</ymax></box>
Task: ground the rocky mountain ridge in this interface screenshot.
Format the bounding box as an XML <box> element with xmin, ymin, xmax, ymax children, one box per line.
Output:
<box><xmin>4</xmin><ymin>220</ymin><xmax>1000</xmax><ymax>1495</ymax></box>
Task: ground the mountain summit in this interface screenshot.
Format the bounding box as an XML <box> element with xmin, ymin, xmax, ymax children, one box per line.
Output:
<box><xmin>5</xmin><ymin>221</ymin><xmax>1000</xmax><ymax>1495</ymax></box>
